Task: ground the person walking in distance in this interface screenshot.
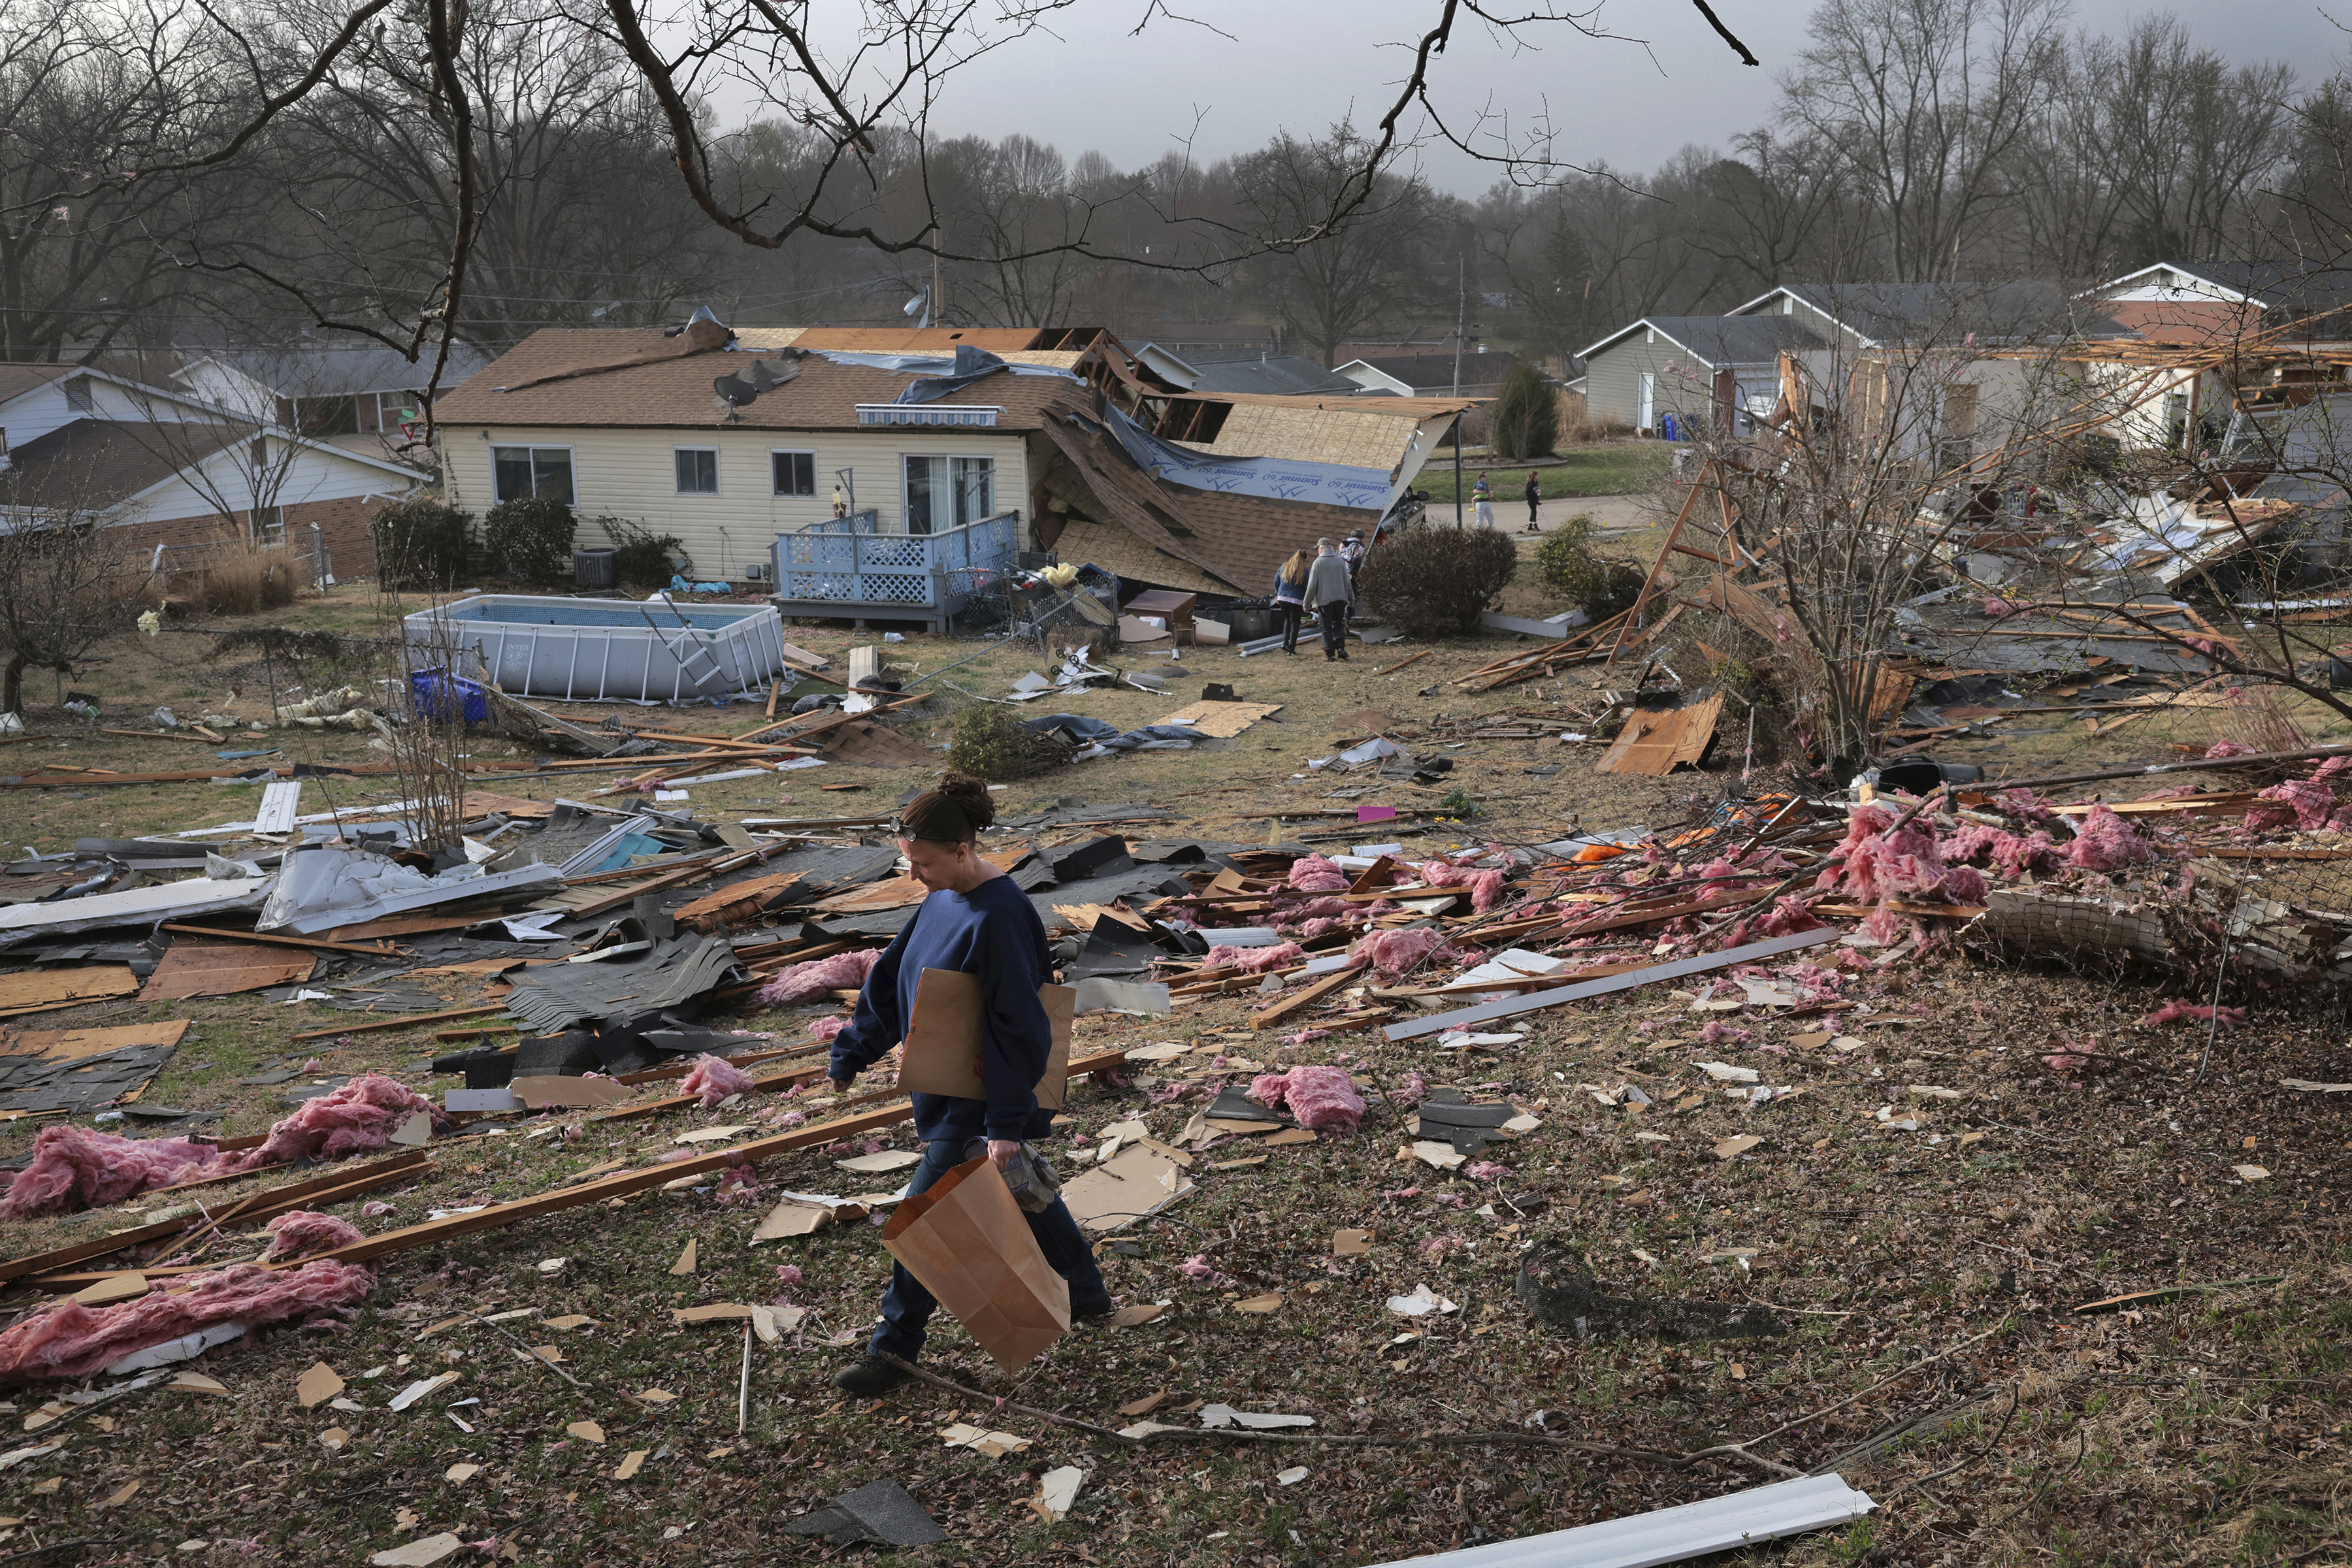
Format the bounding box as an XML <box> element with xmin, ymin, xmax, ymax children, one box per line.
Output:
<box><xmin>1305</xmin><ymin>537</ymin><xmax>1354</xmax><ymax>662</ymax></box>
<box><xmin>1340</xmin><ymin>530</ymin><xmax>1367</xmax><ymax>592</ymax></box>
<box><xmin>1523</xmin><ymin>471</ymin><xmax>1542</xmax><ymax>532</ymax></box>
<box><xmin>1472</xmin><ymin>470</ymin><xmax>1495</xmax><ymax>530</ymax></box>
<box><xmin>1271</xmin><ymin>549</ymin><xmax>1311</xmax><ymax>656</ymax></box>
<box><xmin>827</xmin><ymin>774</ymin><xmax>1115</xmax><ymax>1399</ymax></box>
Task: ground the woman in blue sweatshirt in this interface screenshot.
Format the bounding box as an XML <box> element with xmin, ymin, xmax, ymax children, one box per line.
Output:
<box><xmin>827</xmin><ymin>773</ymin><xmax>1113</xmax><ymax>1397</ymax></box>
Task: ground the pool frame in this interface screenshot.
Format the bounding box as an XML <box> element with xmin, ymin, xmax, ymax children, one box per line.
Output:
<box><xmin>404</xmin><ymin>594</ymin><xmax>789</xmax><ymax>702</ymax></box>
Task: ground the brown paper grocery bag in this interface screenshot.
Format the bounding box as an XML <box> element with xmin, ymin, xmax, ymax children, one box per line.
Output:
<box><xmin>896</xmin><ymin>969</ymin><xmax>1075</xmax><ymax>1109</ymax></box>
<box><xmin>882</xmin><ymin>1156</ymin><xmax>1071</xmax><ymax>1373</ymax></box>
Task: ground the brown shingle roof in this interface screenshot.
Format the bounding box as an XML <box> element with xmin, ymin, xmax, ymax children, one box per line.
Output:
<box><xmin>0</xmin><ymin>418</ymin><xmax>249</xmax><ymax>511</ymax></box>
<box><xmin>433</xmin><ymin>327</ymin><xmax>1083</xmax><ymax>432</ymax></box>
<box><xmin>0</xmin><ymin>365</ymin><xmax>74</xmax><ymax>408</ymax></box>
<box><xmin>1036</xmin><ymin>406</ymin><xmax>1389</xmax><ymax>595</ymax></box>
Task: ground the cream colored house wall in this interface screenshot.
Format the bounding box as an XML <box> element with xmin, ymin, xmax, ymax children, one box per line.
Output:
<box><xmin>439</xmin><ymin>424</ymin><xmax>1035</xmax><ymax>581</ymax></box>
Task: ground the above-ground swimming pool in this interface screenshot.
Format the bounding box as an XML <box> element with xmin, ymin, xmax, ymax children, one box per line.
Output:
<box><xmin>405</xmin><ymin>595</ymin><xmax>789</xmax><ymax>702</ymax></box>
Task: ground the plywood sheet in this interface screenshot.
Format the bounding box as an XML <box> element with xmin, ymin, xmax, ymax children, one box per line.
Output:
<box><xmin>140</xmin><ymin>939</ymin><xmax>316</xmax><ymax>1000</ymax></box>
<box><xmin>1593</xmin><ymin>694</ymin><xmax>1723</xmax><ymax>777</ymax></box>
<box><xmin>1156</xmin><ymin>701</ymin><xmax>1284</xmax><ymax>738</ymax></box>
<box><xmin>0</xmin><ymin>1020</ymin><xmax>190</xmax><ymax>1062</ymax></box>
<box><xmin>673</xmin><ymin>872</ymin><xmax>803</xmax><ymax>932</ymax></box>
<box><xmin>0</xmin><ymin>966</ymin><xmax>142</xmax><ymax>1017</ymax></box>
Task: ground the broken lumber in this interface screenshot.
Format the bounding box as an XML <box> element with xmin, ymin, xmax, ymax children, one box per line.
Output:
<box><xmin>291</xmin><ymin>1004</ymin><xmax>506</xmax><ymax>1042</ymax></box>
<box><xmin>294</xmin><ymin>1050</ymin><xmax>1130</xmax><ymax>1267</ymax></box>
<box><xmin>159</xmin><ymin>924</ymin><xmax>397</xmax><ymax>958</ymax></box>
<box><xmin>1385</xmin><ymin>928</ymin><xmax>1840</xmax><ymax>1041</ymax></box>
<box><xmin>0</xmin><ymin>1151</ymin><xmax>431</xmax><ymax>1285</ymax></box>
<box><xmin>1248</xmin><ymin>960</ymin><xmax>1367</xmax><ymax>1030</ymax></box>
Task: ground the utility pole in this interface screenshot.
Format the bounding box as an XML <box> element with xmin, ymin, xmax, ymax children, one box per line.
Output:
<box><xmin>932</xmin><ymin>215</ymin><xmax>945</xmax><ymax>329</ymax></box>
<box><xmin>1453</xmin><ymin>257</ymin><xmax>1465</xmax><ymax>529</ymax></box>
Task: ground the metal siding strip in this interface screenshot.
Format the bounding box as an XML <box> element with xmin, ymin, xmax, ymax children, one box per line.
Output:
<box><xmin>1384</xmin><ymin>928</ymin><xmax>1840</xmax><ymax>1041</ymax></box>
<box><xmin>1356</xmin><ymin>1475</ymin><xmax>1874</xmax><ymax>1568</ymax></box>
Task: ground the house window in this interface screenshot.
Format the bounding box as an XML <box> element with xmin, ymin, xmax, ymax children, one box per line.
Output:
<box><xmin>493</xmin><ymin>446</ymin><xmax>574</xmax><ymax>505</ymax></box>
<box><xmin>903</xmin><ymin>455</ymin><xmax>994</xmax><ymax>534</ymax></box>
<box><xmin>771</xmin><ymin>450</ymin><xmax>817</xmax><ymax>497</ymax></box>
<box><xmin>63</xmin><ymin>378</ymin><xmax>92</xmax><ymax>413</ymax></box>
<box><xmin>251</xmin><ymin>506</ymin><xmax>286</xmax><ymax>546</ymax></box>
<box><xmin>674</xmin><ymin>448</ymin><xmax>719</xmax><ymax>495</ymax></box>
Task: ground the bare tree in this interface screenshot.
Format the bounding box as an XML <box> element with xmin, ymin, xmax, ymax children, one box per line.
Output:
<box><xmin>1781</xmin><ymin>0</ymin><xmax>2069</xmax><ymax>282</ymax></box>
<box><xmin>0</xmin><ymin>495</ymin><xmax>152</xmax><ymax>715</ymax></box>
<box><xmin>1232</xmin><ymin>126</ymin><xmax>1438</xmax><ymax>367</ymax></box>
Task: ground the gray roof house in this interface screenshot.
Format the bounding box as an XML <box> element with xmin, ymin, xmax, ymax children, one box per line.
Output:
<box><xmin>1334</xmin><ymin>351</ymin><xmax>1516</xmax><ymax>399</ymax></box>
<box><xmin>1575</xmin><ymin>315</ymin><xmax>1825</xmax><ymax>434</ymax></box>
<box><xmin>1133</xmin><ymin>343</ymin><xmax>1358</xmax><ymax>396</ymax></box>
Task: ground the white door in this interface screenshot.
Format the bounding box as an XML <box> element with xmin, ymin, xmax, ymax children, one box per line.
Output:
<box><xmin>1637</xmin><ymin>372</ymin><xmax>1655</xmax><ymax>429</ymax></box>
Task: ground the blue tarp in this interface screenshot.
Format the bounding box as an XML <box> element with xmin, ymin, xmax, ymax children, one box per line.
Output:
<box><xmin>1091</xmin><ymin>404</ymin><xmax>1393</xmax><ymax>512</ymax></box>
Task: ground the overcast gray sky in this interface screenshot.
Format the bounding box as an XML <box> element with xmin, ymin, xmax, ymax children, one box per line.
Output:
<box><xmin>840</xmin><ymin>0</ymin><xmax>2350</xmax><ymax>193</ymax></box>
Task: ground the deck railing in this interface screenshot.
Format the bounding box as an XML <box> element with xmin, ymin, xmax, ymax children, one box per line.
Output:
<box><xmin>770</xmin><ymin>510</ymin><xmax>1020</xmax><ymax>610</ymax></box>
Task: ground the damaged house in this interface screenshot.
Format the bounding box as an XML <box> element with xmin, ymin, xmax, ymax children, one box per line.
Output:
<box><xmin>434</xmin><ymin>318</ymin><xmax>1467</xmax><ymax>617</ymax></box>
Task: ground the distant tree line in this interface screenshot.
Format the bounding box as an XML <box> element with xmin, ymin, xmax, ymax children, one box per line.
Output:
<box><xmin>3</xmin><ymin>0</ymin><xmax>2348</xmax><ymax>377</ymax></box>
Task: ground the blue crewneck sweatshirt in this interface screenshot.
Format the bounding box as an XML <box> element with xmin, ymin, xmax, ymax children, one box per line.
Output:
<box><xmin>827</xmin><ymin>875</ymin><xmax>1055</xmax><ymax>1143</ymax></box>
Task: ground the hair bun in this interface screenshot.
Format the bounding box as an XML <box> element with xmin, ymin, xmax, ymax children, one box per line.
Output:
<box><xmin>932</xmin><ymin>771</ymin><xmax>996</xmax><ymax>829</ymax></box>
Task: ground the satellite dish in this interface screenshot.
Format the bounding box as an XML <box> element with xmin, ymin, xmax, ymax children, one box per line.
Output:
<box><xmin>713</xmin><ymin>372</ymin><xmax>759</xmax><ymax>406</ymax></box>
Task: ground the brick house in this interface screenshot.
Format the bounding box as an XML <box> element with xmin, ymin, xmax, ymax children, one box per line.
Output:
<box><xmin>0</xmin><ymin>364</ymin><xmax>425</xmax><ymax>577</ymax></box>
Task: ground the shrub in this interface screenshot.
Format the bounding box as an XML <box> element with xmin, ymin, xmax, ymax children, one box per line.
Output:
<box><xmin>483</xmin><ymin>496</ymin><xmax>576</xmax><ymax>583</ymax></box>
<box><xmin>1490</xmin><ymin>360</ymin><xmax>1560</xmax><ymax>460</ymax></box>
<box><xmin>372</xmin><ymin>496</ymin><xmax>472</xmax><ymax>589</ymax></box>
<box><xmin>188</xmin><ymin>547</ymin><xmax>301</xmax><ymax>615</ymax></box>
<box><xmin>595</xmin><ymin>516</ymin><xmax>685</xmax><ymax>587</ymax></box>
<box><xmin>1532</xmin><ymin>514</ymin><xmax>1646</xmax><ymax>618</ymax></box>
<box><xmin>945</xmin><ymin>704</ymin><xmax>1073</xmax><ymax>781</ymax></box>
<box><xmin>1354</xmin><ymin>521</ymin><xmax>1520</xmax><ymax>637</ymax></box>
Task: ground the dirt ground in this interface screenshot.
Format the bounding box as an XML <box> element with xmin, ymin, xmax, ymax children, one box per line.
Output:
<box><xmin>0</xmin><ymin>557</ymin><xmax>2346</xmax><ymax>1568</ymax></box>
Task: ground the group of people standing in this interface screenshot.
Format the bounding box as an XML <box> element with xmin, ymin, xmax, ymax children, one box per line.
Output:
<box><xmin>1469</xmin><ymin>470</ymin><xmax>1544</xmax><ymax>533</ymax></box>
<box><xmin>1270</xmin><ymin>532</ymin><xmax>1364</xmax><ymax>660</ymax></box>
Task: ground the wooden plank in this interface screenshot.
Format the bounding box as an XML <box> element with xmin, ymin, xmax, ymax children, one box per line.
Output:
<box><xmin>160</xmin><ymin>924</ymin><xmax>397</xmax><ymax>958</ymax></box>
<box><xmin>0</xmin><ymin>1020</ymin><xmax>190</xmax><ymax>1063</ymax></box>
<box><xmin>1593</xmin><ymin>694</ymin><xmax>1723</xmax><ymax>776</ymax></box>
<box><xmin>1609</xmin><ymin>465</ymin><xmax>1709</xmax><ymax>665</ymax></box>
<box><xmin>0</xmin><ymin>967</ymin><xmax>140</xmax><ymax>1017</ymax></box>
<box><xmin>291</xmin><ymin>1004</ymin><xmax>506</xmax><ymax>1042</ymax></box>
<box><xmin>1371</xmin><ymin>649</ymin><xmax>1432</xmax><ymax>677</ymax></box>
<box><xmin>1248</xmin><ymin>960</ymin><xmax>1367</xmax><ymax>1030</ymax></box>
<box><xmin>1385</xmin><ymin>929</ymin><xmax>1841</xmax><ymax>1041</ymax></box>
<box><xmin>140</xmin><ymin>939</ymin><xmax>315</xmax><ymax>1001</ymax></box>
<box><xmin>298</xmin><ymin>1050</ymin><xmax>1131</xmax><ymax>1267</ymax></box>
<box><xmin>0</xmin><ymin>1152</ymin><xmax>431</xmax><ymax>1284</ymax></box>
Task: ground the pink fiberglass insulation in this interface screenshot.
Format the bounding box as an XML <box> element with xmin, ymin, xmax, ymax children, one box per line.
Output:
<box><xmin>1291</xmin><ymin>917</ymin><xmax>1352</xmax><ymax>942</ymax></box>
<box><xmin>0</xmin><ymin>1126</ymin><xmax>222</xmax><ymax>1221</ymax></box>
<box><xmin>1349</xmin><ymin>926</ymin><xmax>1447</xmax><ymax>976</ymax></box>
<box><xmin>1286</xmin><ymin>855</ymin><xmax>1352</xmax><ymax>892</ymax></box>
<box><xmin>2142</xmin><ymin>1000</ymin><xmax>2247</xmax><ymax>1028</ymax></box>
<box><xmin>756</xmin><ymin>947</ymin><xmax>884</xmax><ymax>1007</ymax></box>
<box><xmin>1818</xmin><ymin>805</ymin><xmax>1952</xmax><ymax>904</ymax></box>
<box><xmin>2255</xmin><ymin>778</ymin><xmax>2336</xmax><ymax>832</ymax></box>
<box><xmin>1941</xmin><ymin>823</ymin><xmax>2059</xmax><ymax>879</ymax></box>
<box><xmin>2063</xmin><ymin>804</ymin><xmax>2155</xmax><ymax>872</ymax></box>
<box><xmin>2316</xmin><ymin>755</ymin><xmax>2352</xmax><ymax>782</ymax></box>
<box><xmin>1245</xmin><ymin>1072</ymin><xmax>1291</xmax><ymax>1109</ymax></box>
<box><xmin>1997</xmin><ymin>788</ymin><xmax>2055</xmax><ymax>823</ymax></box>
<box><xmin>261</xmin><ymin>1210</ymin><xmax>366</xmax><ymax>1262</ymax></box>
<box><xmin>1278</xmin><ymin>896</ymin><xmax>1352</xmax><ymax>921</ymax></box>
<box><xmin>1246</xmin><ymin>1065</ymin><xmax>1365</xmax><ymax>1134</ymax></box>
<box><xmin>1699</xmin><ymin>1021</ymin><xmax>1754</xmax><ymax>1046</ymax></box>
<box><xmin>1200</xmin><ymin>941</ymin><xmax>1305</xmax><ymax>973</ymax></box>
<box><xmin>806</xmin><ymin>1015</ymin><xmax>848</xmax><ymax>1042</ymax></box>
<box><xmin>1757</xmin><ymin>895</ymin><xmax>1828</xmax><ymax>936</ymax></box>
<box><xmin>0</xmin><ymin>1259</ymin><xmax>378</xmax><ymax>1384</ymax></box>
<box><xmin>2204</xmin><ymin>740</ymin><xmax>2259</xmax><ymax>759</ymax></box>
<box><xmin>218</xmin><ymin>1073</ymin><xmax>434</xmax><ymax>1173</ymax></box>
<box><xmin>681</xmin><ymin>1053</ymin><xmax>756</xmax><ymax>1109</ymax></box>
<box><xmin>1415</xmin><ymin>861</ymin><xmax>1507</xmax><ymax>913</ymax></box>
<box><xmin>1940</xmin><ymin>865</ymin><xmax>1988</xmax><ymax>904</ymax></box>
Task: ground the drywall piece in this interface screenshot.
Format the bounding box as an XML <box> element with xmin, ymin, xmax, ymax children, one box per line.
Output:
<box><xmin>0</xmin><ymin>876</ymin><xmax>272</xmax><ymax>941</ymax></box>
<box><xmin>1386</xmin><ymin>929</ymin><xmax>1841</xmax><ymax>1042</ymax></box>
<box><xmin>1070</xmin><ymin>979</ymin><xmax>1171</xmax><ymax>1015</ymax></box>
<box><xmin>103</xmin><ymin>1321</ymin><xmax>249</xmax><ymax>1375</ymax></box>
<box><xmin>255</xmin><ymin>780</ymin><xmax>304</xmax><ymax>835</ymax></box>
<box><xmin>447</xmin><ymin>1088</ymin><xmax>521</xmax><ymax>1113</ymax></box>
<box><xmin>1355</xmin><ymin>1473</ymin><xmax>1874</xmax><ymax>1568</ymax></box>
<box><xmin>1061</xmin><ymin>1141</ymin><xmax>1194</xmax><ymax>1233</ymax></box>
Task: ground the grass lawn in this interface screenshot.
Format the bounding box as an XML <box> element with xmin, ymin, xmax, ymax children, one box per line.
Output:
<box><xmin>1421</xmin><ymin>442</ymin><xmax>1673</xmax><ymax>502</ymax></box>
